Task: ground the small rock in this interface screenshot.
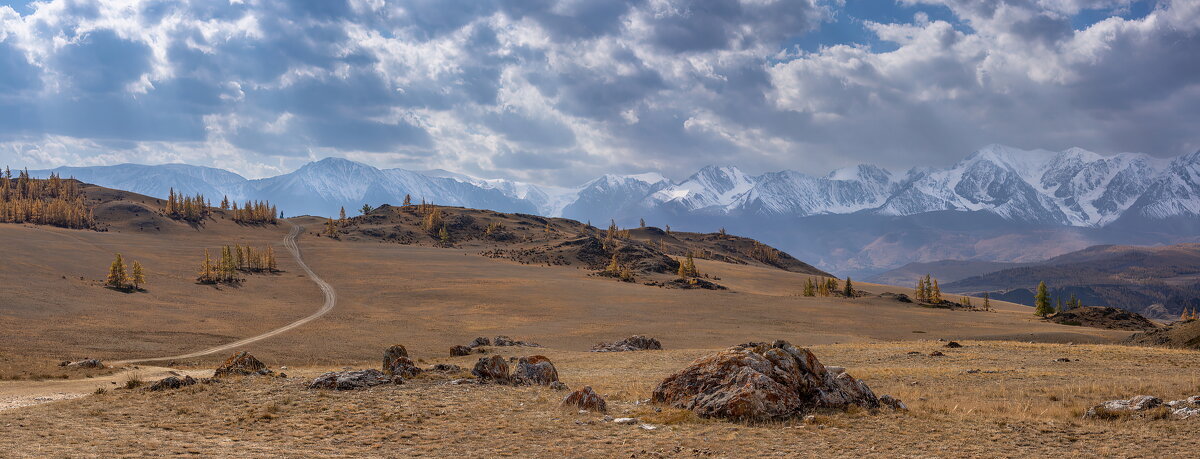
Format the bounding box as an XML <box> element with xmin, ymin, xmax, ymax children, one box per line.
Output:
<box><xmin>1054</xmin><ymin>358</ymin><xmax>1072</xmax><ymax>362</ymax></box>
<box><xmin>385</xmin><ymin>356</ymin><xmax>423</xmax><ymax>378</ymax></box>
<box><xmin>449</xmin><ymin>378</ymin><xmax>474</xmax><ymax>385</ymax></box>
<box><xmin>469</xmin><ymin>337</ymin><xmax>490</xmax><ymax>348</ymax></box>
<box><xmin>879</xmin><ymin>394</ymin><xmax>907</xmax><ymax>410</ymax></box>
<box><xmin>450</xmin><ymin>345</ymin><xmax>473</xmax><ymax>356</ymax></box>
<box><xmin>512</xmin><ymin>355</ymin><xmax>559</xmax><ymax>386</ymax></box>
<box><xmin>944</xmin><ymin>341</ymin><xmax>962</xmax><ymax>348</ymax></box>
<box><xmin>309</xmin><ymin>369</ymin><xmax>401</xmax><ymax>390</ymax></box>
<box><xmin>613</xmin><ymin>417</ymin><xmax>638</xmax><ymax>425</ymax></box>
<box><xmin>62</xmin><ymin>358</ymin><xmax>104</xmax><ymax>369</ymax></box>
<box><xmin>929</xmin><ymin>351</ymin><xmax>945</xmax><ymax>357</ymax></box>
<box><xmin>590</xmin><ymin>335</ymin><xmax>663</xmax><ymax>352</ymax></box>
<box><xmin>906</xmin><ymin>351</ymin><xmax>921</xmax><ymax>355</ymax></box>
<box><xmin>639</xmin><ymin>424</ymin><xmax>657</xmax><ymax>430</ymax></box>
<box><xmin>562</xmin><ymin>386</ymin><xmax>607</xmax><ymax>413</ymax></box>
<box><xmin>428</xmin><ymin>363</ymin><xmax>463</xmax><ymax>373</ymax></box>
<box><xmin>1084</xmin><ymin>395</ymin><xmax>1163</xmax><ymax>419</ymax></box>
<box><xmin>147</xmin><ymin>375</ymin><xmax>197</xmax><ymax>391</ymax></box>
<box><xmin>382</xmin><ymin>345</ymin><xmax>410</xmax><ymax>373</ymax></box>
<box><xmin>549</xmin><ymin>381</ymin><xmax>569</xmax><ymax>391</ymax></box>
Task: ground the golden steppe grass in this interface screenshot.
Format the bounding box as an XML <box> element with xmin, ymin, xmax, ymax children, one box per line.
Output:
<box><xmin>3</xmin><ymin>341</ymin><xmax>1199</xmax><ymax>457</ymax></box>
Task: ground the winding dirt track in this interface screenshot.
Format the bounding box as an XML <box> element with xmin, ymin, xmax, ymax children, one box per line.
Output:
<box><xmin>0</xmin><ymin>222</ymin><xmax>335</xmax><ymax>411</ymax></box>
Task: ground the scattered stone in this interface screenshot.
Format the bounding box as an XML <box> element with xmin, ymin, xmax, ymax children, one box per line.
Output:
<box><xmin>944</xmin><ymin>341</ymin><xmax>962</xmax><ymax>348</ymax></box>
<box><xmin>1085</xmin><ymin>395</ymin><xmax>1163</xmax><ymax>419</ymax></box>
<box><xmin>613</xmin><ymin>417</ymin><xmax>638</xmax><ymax>425</ymax></box>
<box><xmin>493</xmin><ymin>335</ymin><xmax>541</xmax><ymax>347</ymax></box>
<box><xmin>1054</xmin><ymin>358</ymin><xmax>1072</xmax><ymax>362</ymax></box>
<box><xmin>562</xmin><ymin>386</ymin><xmax>607</xmax><ymax>413</ymax></box>
<box><xmin>879</xmin><ymin>394</ymin><xmax>908</xmax><ymax>411</ymax></box>
<box><xmin>60</xmin><ymin>358</ymin><xmax>103</xmax><ymax>369</ymax></box>
<box><xmin>965</xmin><ymin>369</ymin><xmax>982</xmax><ymax>374</ymax></box>
<box><xmin>213</xmin><ymin>351</ymin><xmax>273</xmax><ymax>378</ymax></box>
<box><xmin>382</xmin><ymin>345</ymin><xmax>409</xmax><ymax>373</ymax></box>
<box><xmin>385</xmin><ymin>356</ymin><xmax>423</xmax><ymax>378</ymax></box>
<box><xmin>309</xmin><ymin>369</ymin><xmax>401</xmax><ymax>390</ymax></box>
<box><xmin>469</xmin><ymin>337</ymin><xmax>491</xmax><ymax>348</ymax></box>
<box><xmin>639</xmin><ymin>424</ymin><xmax>658</xmax><ymax>430</ymax></box>
<box><xmin>512</xmin><ymin>355</ymin><xmax>559</xmax><ymax>386</ymax></box>
<box><xmin>147</xmin><ymin>375</ymin><xmax>197</xmax><ymax>391</ymax></box>
<box><xmin>428</xmin><ymin>363</ymin><xmax>463</xmax><ymax>373</ymax></box>
<box><xmin>591</xmin><ymin>335</ymin><xmax>663</xmax><ymax>352</ymax></box>
<box><xmin>450</xmin><ymin>345</ymin><xmax>473</xmax><ymax>356</ymax></box>
<box><xmin>652</xmin><ymin>340</ymin><xmax>901</xmax><ymax>423</ymax></box>
<box><xmin>550</xmin><ymin>381</ymin><xmax>569</xmax><ymax>391</ymax></box>
<box><xmin>929</xmin><ymin>351</ymin><xmax>945</xmax><ymax>357</ymax></box>
<box><xmin>449</xmin><ymin>378</ymin><xmax>475</xmax><ymax>385</ymax></box>
<box><xmin>472</xmin><ymin>355</ymin><xmax>511</xmax><ymax>383</ymax></box>
<box><xmin>906</xmin><ymin>351</ymin><xmax>921</xmax><ymax>355</ymax></box>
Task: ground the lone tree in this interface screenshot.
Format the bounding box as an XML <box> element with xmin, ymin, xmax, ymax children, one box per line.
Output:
<box><xmin>403</xmin><ymin>194</ymin><xmax>412</xmax><ymax>206</ymax></box>
<box><xmin>843</xmin><ymin>277</ymin><xmax>854</xmax><ymax>297</ymax></box>
<box><xmin>106</xmin><ymin>253</ymin><xmax>129</xmax><ymax>289</ymax></box>
<box><xmin>983</xmin><ymin>292</ymin><xmax>991</xmax><ymax>311</ymax></box>
<box><xmin>639</xmin><ymin>218</ymin><xmax>646</xmax><ymax>228</ymax></box>
<box><xmin>361</xmin><ymin>204</ymin><xmax>372</xmax><ymax>215</ymax></box>
<box><xmin>1034</xmin><ymin>281</ymin><xmax>1054</xmax><ymax>317</ymax></box>
<box><xmin>130</xmin><ymin>261</ymin><xmax>146</xmax><ymax>290</ymax></box>
<box><xmin>931</xmin><ymin>279</ymin><xmax>943</xmax><ymax>304</ymax></box>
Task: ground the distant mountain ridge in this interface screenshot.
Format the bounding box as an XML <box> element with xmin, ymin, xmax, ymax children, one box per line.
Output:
<box><xmin>26</xmin><ymin>144</ymin><xmax>1200</xmax><ymax>276</ymax></box>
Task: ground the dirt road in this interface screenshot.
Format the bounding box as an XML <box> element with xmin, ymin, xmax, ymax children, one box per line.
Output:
<box><xmin>0</xmin><ymin>222</ymin><xmax>334</xmax><ymax>411</ymax></box>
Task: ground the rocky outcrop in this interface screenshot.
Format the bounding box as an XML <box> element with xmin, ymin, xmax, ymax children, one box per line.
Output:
<box><xmin>591</xmin><ymin>335</ymin><xmax>662</xmax><ymax>352</ymax></box>
<box><xmin>309</xmin><ymin>369</ymin><xmax>401</xmax><ymax>390</ymax></box>
<box><xmin>651</xmin><ymin>340</ymin><xmax>901</xmax><ymax>423</ymax></box>
<box><xmin>512</xmin><ymin>355</ymin><xmax>559</xmax><ymax>386</ymax></box>
<box><xmin>450</xmin><ymin>345</ymin><xmax>473</xmax><ymax>356</ymax></box>
<box><xmin>1085</xmin><ymin>395</ymin><xmax>1200</xmax><ymax>420</ymax></box>
<box><xmin>472</xmin><ymin>355</ymin><xmax>510</xmax><ymax>383</ymax></box>
<box><xmin>493</xmin><ymin>335</ymin><xmax>541</xmax><ymax>347</ymax></box>
<box><xmin>147</xmin><ymin>375</ymin><xmax>197</xmax><ymax>391</ymax></box>
<box><xmin>562</xmin><ymin>386</ymin><xmax>607</xmax><ymax>413</ymax></box>
<box><xmin>213</xmin><ymin>351</ymin><xmax>274</xmax><ymax>378</ymax></box>
<box><xmin>382</xmin><ymin>345</ymin><xmax>409</xmax><ymax>372</ymax></box>
<box><xmin>59</xmin><ymin>358</ymin><xmax>103</xmax><ymax>369</ymax></box>
<box><xmin>469</xmin><ymin>337</ymin><xmax>491</xmax><ymax>348</ymax></box>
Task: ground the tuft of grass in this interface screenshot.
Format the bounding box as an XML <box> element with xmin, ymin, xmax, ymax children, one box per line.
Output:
<box><xmin>123</xmin><ymin>373</ymin><xmax>143</xmax><ymax>390</ymax></box>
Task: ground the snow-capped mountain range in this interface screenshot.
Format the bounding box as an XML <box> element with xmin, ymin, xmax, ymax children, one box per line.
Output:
<box><xmin>29</xmin><ymin>144</ymin><xmax>1200</xmax><ymax>227</ymax></box>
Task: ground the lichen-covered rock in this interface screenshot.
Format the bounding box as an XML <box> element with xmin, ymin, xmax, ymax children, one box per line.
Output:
<box><xmin>147</xmin><ymin>375</ymin><xmax>197</xmax><ymax>391</ymax></box>
<box><xmin>450</xmin><ymin>345</ymin><xmax>473</xmax><ymax>356</ymax></box>
<box><xmin>309</xmin><ymin>369</ymin><xmax>401</xmax><ymax>390</ymax></box>
<box><xmin>385</xmin><ymin>356</ymin><xmax>423</xmax><ymax>378</ymax></box>
<box><xmin>651</xmin><ymin>340</ymin><xmax>897</xmax><ymax>423</ymax></box>
<box><xmin>1085</xmin><ymin>395</ymin><xmax>1163</xmax><ymax>419</ymax></box>
<box><xmin>550</xmin><ymin>381</ymin><xmax>569</xmax><ymax>391</ymax></box>
<box><xmin>472</xmin><ymin>355</ymin><xmax>510</xmax><ymax>383</ymax></box>
<box><xmin>469</xmin><ymin>337</ymin><xmax>491</xmax><ymax>348</ymax></box>
<box><xmin>591</xmin><ymin>335</ymin><xmax>663</xmax><ymax>352</ymax></box>
<box><xmin>562</xmin><ymin>386</ymin><xmax>607</xmax><ymax>413</ymax></box>
<box><xmin>493</xmin><ymin>335</ymin><xmax>540</xmax><ymax>347</ymax></box>
<box><xmin>213</xmin><ymin>351</ymin><xmax>273</xmax><ymax>378</ymax></box>
<box><xmin>512</xmin><ymin>355</ymin><xmax>559</xmax><ymax>386</ymax></box>
<box><xmin>428</xmin><ymin>363</ymin><xmax>463</xmax><ymax>373</ymax></box>
<box><xmin>382</xmin><ymin>345</ymin><xmax>409</xmax><ymax>373</ymax></box>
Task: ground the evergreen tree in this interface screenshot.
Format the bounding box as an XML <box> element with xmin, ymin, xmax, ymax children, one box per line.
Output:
<box><xmin>983</xmin><ymin>292</ymin><xmax>991</xmax><ymax>311</ymax></box>
<box><xmin>220</xmin><ymin>195</ymin><xmax>230</xmax><ymax>210</ymax></box>
<box><xmin>665</xmin><ymin>224</ymin><xmax>671</xmax><ymax>235</ymax></box>
<box><xmin>843</xmin><ymin>277</ymin><xmax>854</xmax><ymax>297</ymax></box>
<box><xmin>1034</xmin><ymin>281</ymin><xmax>1054</xmax><ymax>317</ymax></box>
<box><xmin>106</xmin><ymin>253</ymin><xmax>129</xmax><ymax>289</ymax></box>
<box><xmin>915</xmin><ymin>278</ymin><xmax>927</xmax><ymax>302</ymax></box>
<box><xmin>639</xmin><ymin>218</ymin><xmax>646</xmax><ymax>228</ymax></box>
<box><xmin>361</xmin><ymin>204</ymin><xmax>372</xmax><ymax>215</ymax></box>
<box><xmin>438</xmin><ymin>225</ymin><xmax>450</xmax><ymax>244</ymax></box>
<box><xmin>130</xmin><ymin>261</ymin><xmax>146</xmax><ymax>290</ymax></box>
<box><xmin>803</xmin><ymin>278</ymin><xmax>816</xmax><ymax>297</ymax></box>
<box><xmin>931</xmin><ymin>279</ymin><xmax>942</xmax><ymax>304</ymax></box>
<box><xmin>605</xmin><ymin>253</ymin><xmax>621</xmax><ymax>275</ymax></box>
<box><xmin>339</xmin><ymin>206</ymin><xmax>347</xmax><ymax>224</ymax></box>
<box><xmin>403</xmin><ymin>194</ymin><xmax>412</xmax><ymax>206</ymax></box>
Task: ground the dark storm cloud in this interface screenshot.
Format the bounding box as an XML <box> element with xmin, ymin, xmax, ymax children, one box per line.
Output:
<box><xmin>53</xmin><ymin>29</ymin><xmax>151</xmax><ymax>93</ymax></box>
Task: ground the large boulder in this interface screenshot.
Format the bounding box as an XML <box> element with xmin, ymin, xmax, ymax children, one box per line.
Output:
<box><xmin>213</xmin><ymin>351</ymin><xmax>273</xmax><ymax>378</ymax></box>
<box><xmin>450</xmin><ymin>345</ymin><xmax>473</xmax><ymax>356</ymax></box>
<box><xmin>591</xmin><ymin>335</ymin><xmax>662</xmax><ymax>352</ymax></box>
<box><xmin>512</xmin><ymin>355</ymin><xmax>559</xmax><ymax>386</ymax></box>
<box><xmin>309</xmin><ymin>369</ymin><xmax>401</xmax><ymax>390</ymax></box>
<box><xmin>382</xmin><ymin>345</ymin><xmax>409</xmax><ymax>372</ymax></box>
<box><xmin>386</xmin><ymin>356</ymin><xmax>423</xmax><ymax>378</ymax></box>
<box><xmin>469</xmin><ymin>337</ymin><xmax>491</xmax><ymax>348</ymax></box>
<box><xmin>562</xmin><ymin>386</ymin><xmax>607</xmax><ymax>413</ymax></box>
<box><xmin>472</xmin><ymin>355</ymin><xmax>510</xmax><ymax>383</ymax></box>
<box><xmin>651</xmin><ymin>340</ymin><xmax>898</xmax><ymax>423</ymax></box>
<box><xmin>147</xmin><ymin>375</ymin><xmax>197</xmax><ymax>391</ymax></box>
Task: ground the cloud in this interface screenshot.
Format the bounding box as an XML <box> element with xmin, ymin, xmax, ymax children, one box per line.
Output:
<box><xmin>0</xmin><ymin>0</ymin><xmax>1196</xmax><ymax>183</ymax></box>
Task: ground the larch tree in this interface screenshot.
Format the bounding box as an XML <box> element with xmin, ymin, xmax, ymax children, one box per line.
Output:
<box><xmin>915</xmin><ymin>278</ymin><xmax>927</xmax><ymax>302</ymax></box>
<box><xmin>843</xmin><ymin>277</ymin><xmax>854</xmax><ymax>297</ymax></box>
<box><xmin>361</xmin><ymin>204</ymin><xmax>372</xmax><ymax>215</ymax></box>
<box><xmin>339</xmin><ymin>206</ymin><xmax>347</xmax><ymax>224</ymax></box>
<box><xmin>639</xmin><ymin>218</ymin><xmax>646</xmax><ymax>228</ymax></box>
<box><xmin>403</xmin><ymin>194</ymin><xmax>412</xmax><ymax>206</ymax></box>
<box><xmin>198</xmin><ymin>249</ymin><xmax>215</xmax><ymax>284</ymax></box>
<box><xmin>1034</xmin><ymin>281</ymin><xmax>1053</xmax><ymax>317</ymax></box>
<box><xmin>106</xmin><ymin>253</ymin><xmax>129</xmax><ymax>289</ymax></box>
<box><xmin>983</xmin><ymin>292</ymin><xmax>991</xmax><ymax>311</ymax></box>
<box><xmin>130</xmin><ymin>261</ymin><xmax>146</xmax><ymax>290</ymax></box>
<box><xmin>931</xmin><ymin>279</ymin><xmax>942</xmax><ymax>304</ymax></box>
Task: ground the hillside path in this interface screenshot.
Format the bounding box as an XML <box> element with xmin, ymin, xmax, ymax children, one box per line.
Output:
<box><xmin>0</xmin><ymin>222</ymin><xmax>336</xmax><ymax>411</ymax></box>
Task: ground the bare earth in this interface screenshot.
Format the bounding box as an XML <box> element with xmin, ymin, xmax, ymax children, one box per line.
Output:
<box><xmin>1</xmin><ymin>217</ymin><xmax>1196</xmax><ymax>457</ymax></box>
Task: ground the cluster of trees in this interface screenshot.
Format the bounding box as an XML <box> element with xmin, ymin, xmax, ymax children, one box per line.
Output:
<box><xmin>914</xmin><ymin>274</ymin><xmax>943</xmax><ymax>304</ymax></box>
<box><xmin>165</xmin><ymin>188</ymin><xmax>212</xmax><ymax>222</ymax></box>
<box><xmin>1034</xmin><ymin>281</ymin><xmax>1085</xmax><ymax>316</ymax></box>
<box><xmin>605</xmin><ymin>220</ymin><xmax>631</xmax><ymax>245</ymax></box>
<box><xmin>197</xmin><ymin>244</ymin><xmax>279</xmax><ymax>284</ymax></box>
<box><xmin>228</xmin><ymin>198</ymin><xmax>278</xmax><ymax>224</ymax></box>
<box><xmin>676</xmin><ymin>253</ymin><xmax>700</xmax><ymax>278</ymax></box>
<box><xmin>105</xmin><ymin>253</ymin><xmax>146</xmax><ymax>291</ymax></box>
<box><xmin>602</xmin><ymin>253</ymin><xmax>636</xmax><ymax>282</ymax></box>
<box><xmin>0</xmin><ymin>170</ymin><xmax>94</xmax><ymax>229</ymax></box>
<box><xmin>802</xmin><ymin>277</ymin><xmax>848</xmax><ymax>297</ymax></box>
<box><xmin>1181</xmin><ymin>308</ymin><xmax>1199</xmax><ymax>321</ymax></box>
<box><xmin>748</xmin><ymin>242</ymin><xmax>781</xmax><ymax>265</ymax></box>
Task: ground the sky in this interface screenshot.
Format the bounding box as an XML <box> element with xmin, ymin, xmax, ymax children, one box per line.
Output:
<box><xmin>0</xmin><ymin>0</ymin><xmax>1196</xmax><ymax>184</ymax></box>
